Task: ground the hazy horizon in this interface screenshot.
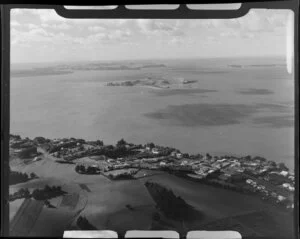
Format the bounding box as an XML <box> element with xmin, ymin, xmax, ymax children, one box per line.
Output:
<box><xmin>10</xmin><ymin>55</ymin><xmax>287</xmax><ymax>66</ymax></box>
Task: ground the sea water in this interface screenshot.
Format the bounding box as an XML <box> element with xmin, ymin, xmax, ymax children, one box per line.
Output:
<box><xmin>10</xmin><ymin>57</ymin><xmax>294</xmax><ymax>169</ymax></box>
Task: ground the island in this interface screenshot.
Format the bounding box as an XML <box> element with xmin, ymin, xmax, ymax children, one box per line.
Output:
<box><xmin>105</xmin><ymin>76</ymin><xmax>198</xmax><ymax>89</ymax></box>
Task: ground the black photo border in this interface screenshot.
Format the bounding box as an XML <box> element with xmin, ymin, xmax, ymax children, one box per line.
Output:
<box><xmin>1</xmin><ymin>1</ymin><xmax>299</xmax><ymax>238</ymax></box>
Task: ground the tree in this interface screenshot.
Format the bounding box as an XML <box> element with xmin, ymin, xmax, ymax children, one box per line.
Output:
<box><xmin>95</xmin><ymin>140</ymin><xmax>104</xmax><ymax>146</ymax></box>
<box><xmin>278</xmin><ymin>162</ymin><xmax>288</xmax><ymax>171</ymax></box>
<box><xmin>23</xmin><ymin>188</ymin><xmax>30</xmax><ymax>198</ymax></box>
<box><xmin>44</xmin><ymin>184</ymin><xmax>51</xmax><ymax>192</ymax></box>
<box><xmin>146</xmin><ymin>142</ymin><xmax>155</xmax><ymax>149</ymax></box>
<box><xmin>245</xmin><ymin>155</ymin><xmax>251</xmax><ymax>161</ymax></box>
<box><xmin>34</xmin><ymin>136</ymin><xmax>46</xmax><ymax>144</ymax></box>
<box><xmin>206</xmin><ymin>153</ymin><xmax>212</xmax><ymax>159</ymax></box>
<box><xmin>75</xmin><ymin>165</ymin><xmax>80</xmax><ymax>172</ymax></box>
<box><xmin>30</xmin><ymin>172</ymin><xmax>37</xmax><ymax>179</ymax></box>
<box><xmin>117</xmin><ymin>138</ymin><xmax>127</xmax><ymax>147</ymax></box>
<box><xmin>183</xmin><ymin>153</ymin><xmax>189</xmax><ymax>158</ymax></box>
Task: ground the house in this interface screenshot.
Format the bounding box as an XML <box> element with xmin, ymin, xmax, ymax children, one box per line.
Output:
<box><xmin>33</xmin><ymin>156</ymin><xmax>42</xmax><ymax>162</ymax></box>
<box><xmin>176</xmin><ymin>153</ymin><xmax>183</xmax><ymax>159</ymax></box>
<box><xmin>277</xmin><ymin>195</ymin><xmax>286</xmax><ymax>202</ymax></box>
<box><xmin>283</xmin><ymin>183</ymin><xmax>294</xmax><ymax>191</ymax></box>
<box><xmin>152</xmin><ymin>148</ymin><xmax>160</xmax><ymax>154</ymax></box>
<box><xmin>246</xmin><ymin>179</ymin><xmax>253</xmax><ymax>184</ymax></box>
<box><xmin>217</xmin><ymin>158</ymin><xmax>227</xmax><ymax>163</ymax></box>
<box><xmin>280</xmin><ymin>171</ymin><xmax>289</xmax><ymax>177</ymax></box>
<box><xmin>271</xmin><ymin>192</ymin><xmax>277</xmax><ymax>197</ymax></box>
<box><xmin>181</xmin><ymin>160</ymin><xmax>188</xmax><ymax>166</ymax></box>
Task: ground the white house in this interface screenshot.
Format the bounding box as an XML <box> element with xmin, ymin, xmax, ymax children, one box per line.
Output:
<box><xmin>277</xmin><ymin>195</ymin><xmax>286</xmax><ymax>202</ymax></box>
<box><xmin>176</xmin><ymin>153</ymin><xmax>183</xmax><ymax>159</ymax></box>
<box><xmin>33</xmin><ymin>156</ymin><xmax>41</xmax><ymax>162</ymax></box>
<box><xmin>280</xmin><ymin>171</ymin><xmax>289</xmax><ymax>177</ymax></box>
<box><xmin>152</xmin><ymin>148</ymin><xmax>160</xmax><ymax>154</ymax></box>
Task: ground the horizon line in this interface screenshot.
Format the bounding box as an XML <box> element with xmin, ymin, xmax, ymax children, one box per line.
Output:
<box><xmin>11</xmin><ymin>55</ymin><xmax>286</xmax><ymax>66</ymax></box>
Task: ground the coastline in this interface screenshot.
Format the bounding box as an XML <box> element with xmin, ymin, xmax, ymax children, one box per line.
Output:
<box><xmin>8</xmin><ymin>134</ymin><xmax>295</xmax><ymax>238</ymax></box>
<box><xmin>9</xmin><ymin>134</ymin><xmax>294</xmax><ymax>209</ymax></box>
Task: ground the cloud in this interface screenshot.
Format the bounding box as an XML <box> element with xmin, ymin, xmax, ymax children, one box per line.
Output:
<box><xmin>137</xmin><ymin>19</ymin><xmax>185</xmax><ymax>37</ymax></box>
<box><xmin>88</xmin><ymin>26</ymin><xmax>106</xmax><ymax>32</ymax></box>
<box><xmin>11</xmin><ymin>21</ymin><xmax>20</xmax><ymax>27</ymax></box>
<box><xmin>190</xmin><ymin>9</ymin><xmax>289</xmax><ymax>39</ymax></box>
<box><xmin>85</xmin><ymin>29</ymin><xmax>132</xmax><ymax>46</ymax></box>
<box><xmin>42</xmin><ymin>23</ymin><xmax>72</xmax><ymax>30</ymax></box>
<box><xmin>167</xmin><ymin>36</ymin><xmax>195</xmax><ymax>46</ymax></box>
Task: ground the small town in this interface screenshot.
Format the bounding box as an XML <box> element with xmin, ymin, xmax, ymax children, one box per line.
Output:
<box><xmin>9</xmin><ymin>134</ymin><xmax>295</xmax><ymax>210</ymax></box>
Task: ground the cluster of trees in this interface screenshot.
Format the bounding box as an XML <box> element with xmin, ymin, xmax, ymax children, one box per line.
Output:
<box><xmin>201</xmin><ymin>178</ymin><xmax>254</xmax><ymax>194</ymax></box>
<box><xmin>75</xmin><ymin>165</ymin><xmax>100</xmax><ymax>174</ymax></box>
<box><xmin>268</xmin><ymin>173</ymin><xmax>291</xmax><ymax>185</ymax></box>
<box><xmin>87</xmin><ymin>140</ymin><xmax>104</xmax><ymax>147</ymax></box>
<box><xmin>9</xmin><ymin>188</ymin><xmax>31</xmax><ymax>201</ymax></box>
<box><xmin>18</xmin><ymin>146</ymin><xmax>38</xmax><ymax>159</ymax></box>
<box><xmin>92</xmin><ymin>144</ymin><xmax>134</xmax><ymax>159</ymax></box>
<box><xmin>48</xmin><ymin>141</ymin><xmax>79</xmax><ymax>153</ymax></box>
<box><xmin>33</xmin><ymin>136</ymin><xmax>52</xmax><ymax>145</ymax></box>
<box><xmin>278</xmin><ymin>162</ymin><xmax>289</xmax><ymax>171</ymax></box>
<box><xmin>108</xmin><ymin>170</ymin><xmax>137</xmax><ymax>180</ymax></box>
<box><xmin>145</xmin><ymin>181</ymin><xmax>195</xmax><ymax>220</ymax></box>
<box><xmin>10</xmin><ymin>134</ymin><xmax>21</xmax><ymax>141</ymax></box>
<box><xmin>9</xmin><ymin>167</ymin><xmax>37</xmax><ymax>185</ymax></box>
<box><xmin>11</xmin><ymin>140</ymin><xmax>35</xmax><ymax>149</ymax></box>
<box><xmin>9</xmin><ymin>185</ymin><xmax>64</xmax><ymax>202</ymax></box>
<box><xmin>31</xmin><ymin>185</ymin><xmax>66</xmax><ymax>200</ymax></box>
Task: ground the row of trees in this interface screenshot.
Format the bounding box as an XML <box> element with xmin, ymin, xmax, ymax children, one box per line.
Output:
<box><xmin>108</xmin><ymin>170</ymin><xmax>138</xmax><ymax>180</ymax></box>
<box><xmin>9</xmin><ymin>167</ymin><xmax>37</xmax><ymax>185</ymax></box>
<box><xmin>18</xmin><ymin>146</ymin><xmax>38</xmax><ymax>159</ymax></box>
<box><xmin>31</xmin><ymin>185</ymin><xmax>66</xmax><ymax>200</ymax></box>
<box><xmin>75</xmin><ymin>165</ymin><xmax>100</xmax><ymax>174</ymax></box>
<box><xmin>9</xmin><ymin>185</ymin><xmax>65</xmax><ymax>202</ymax></box>
<box><xmin>145</xmin><ymin>181</ymin><xmax>196</xmax><ymax>221</ymax></box>
<box><xmin>9</xmin><ymin>188</ymin><xmax>31</xmax><ymax>201</ymax></box>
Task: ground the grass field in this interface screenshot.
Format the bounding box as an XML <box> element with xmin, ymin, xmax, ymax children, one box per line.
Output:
<box><xmin>60</xmin><ymin>193</ymin><xmax>80</xmax><ymax>209</ymax></box>
<box><xmin>10</xmin><ymin>199</ymin><xmax>44</xmax><ymax>237</ymax></box>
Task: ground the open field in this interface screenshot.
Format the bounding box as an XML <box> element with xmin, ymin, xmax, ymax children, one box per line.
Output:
<box><xmin>138</xmin><ymin>173</ymin><xmax>290</xmax><ymax>223</ymax></box>
<box><xmin>10</xmin><ymin>199</ymin><xmax>44</xmax><ymax>236</ymax></box>
<box><xmin>60</xmin><ymin>193</ymin><xmax>80</xmax><ymax>209</ymax></box>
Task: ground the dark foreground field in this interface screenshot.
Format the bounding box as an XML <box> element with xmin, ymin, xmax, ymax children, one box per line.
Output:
<box><xmin>9</xmin><ymin>157</ymin><xmax>294</xmax><ymax>238</ymax></box>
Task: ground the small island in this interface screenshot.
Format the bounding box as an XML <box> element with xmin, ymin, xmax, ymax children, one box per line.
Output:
<box><xmin>105</xmin><ymin>76</ymin><xmax>198</xmax><ymax>89</ymax></box>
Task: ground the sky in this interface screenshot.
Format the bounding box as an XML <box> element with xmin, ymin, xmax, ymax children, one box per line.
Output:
<box><xmin>10</xmin><ymin>7</ymin><xmax>293</xmax><ymax>63</ymax></box>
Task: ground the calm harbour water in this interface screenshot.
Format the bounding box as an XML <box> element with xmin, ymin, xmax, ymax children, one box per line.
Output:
<box><xmin>10</xmin><ymin>57</ymin><xmax>295</xmax><ymax>169</ymax></box>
